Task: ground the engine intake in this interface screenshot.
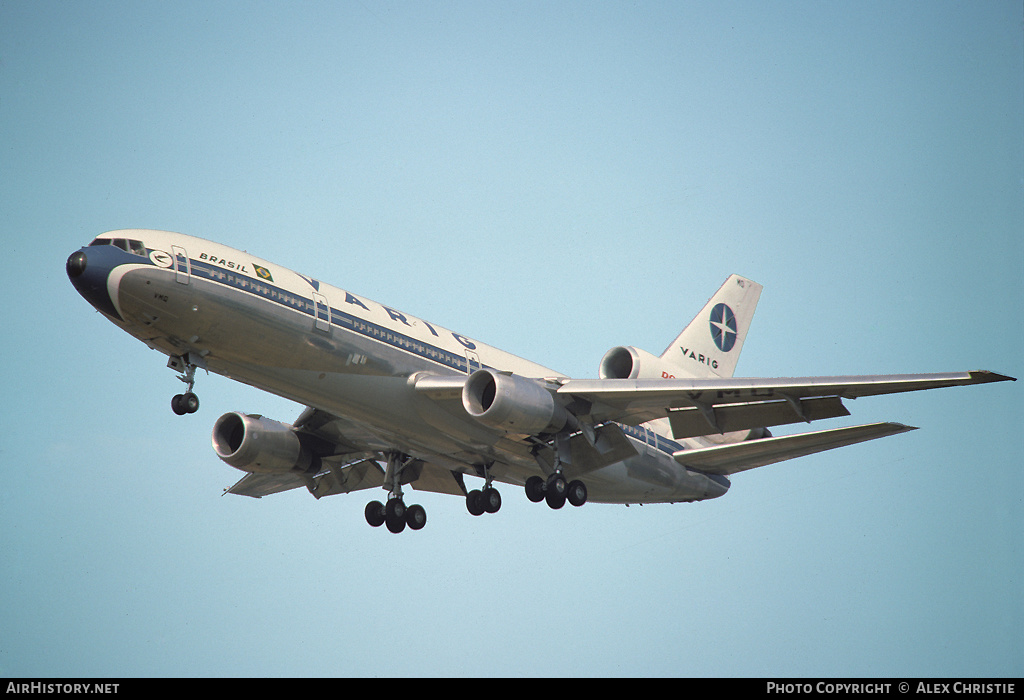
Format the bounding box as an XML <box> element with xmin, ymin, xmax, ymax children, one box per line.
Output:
<box><xmin>212</xmin><ymin>412</ymin><xmax>317</xmax><ymax>474</ymax></box>
<box><xmin>462</xmin><ymin>369</ymin><xmax>568</xmax><ymax>434</ymax></box>
<box><xmin>600</xmin><ymin>345</ymin><xmax>686</xmax><ymax>380</ymax></box>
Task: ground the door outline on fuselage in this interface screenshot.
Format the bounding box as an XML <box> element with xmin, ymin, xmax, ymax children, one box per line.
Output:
<box><xmin>312</xmin><ymin>292</ymin><xmax>331</xmax><ymax>333</ymax></box>
<box><xmin>172</xmin><ymin>245</ymin><xmax>190</xmax><ymax>285</ymax></box>
<box><xmin>466</xmin><ymin>349</ymin><xmax>481</xmax><ymax>374</ymax></box>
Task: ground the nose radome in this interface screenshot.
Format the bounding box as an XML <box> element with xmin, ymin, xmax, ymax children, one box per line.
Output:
<box><xmin>66</xmin><ymin>251</ymin><xmax>87</xmax><ymax>279</ymax></box>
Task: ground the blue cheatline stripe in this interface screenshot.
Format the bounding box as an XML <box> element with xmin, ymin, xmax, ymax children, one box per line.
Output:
<box><xmin>618</xmin><ymin>422</ymin><xmax>684</xmax><ymax>456</ymax></box>
<box><xmin>186</xmin><ymin>258</ymin><xmax>479</xmax><ymax>375</ymax></box>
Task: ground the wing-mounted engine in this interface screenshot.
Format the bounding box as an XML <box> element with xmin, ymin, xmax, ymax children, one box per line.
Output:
<box><xmin>600</xmin><ymin>345</ymin><xmax>686</xmax><ymax>380</ymax></box>
<box><xmin>212</xmin><ymin>411</ymin><xmax>319</xmax><ymax>475</ymax></box>
<box><xmin>462</xmin><ymin>368</ymin><xmax>569</xmax><ymax>434</ymax></box>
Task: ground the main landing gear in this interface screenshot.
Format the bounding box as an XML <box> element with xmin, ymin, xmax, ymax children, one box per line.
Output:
<box><xmin>466</xmin><ymin>462</ymin><xmax>502</xmax><ymax>517</ymax></box>
<box><xmin>364</xmin><ymin>498</ymin><xmax>427</xmax><ymax>534</ymax></box>
<box><xmin>168</xmin><ymin>355</ymin><xmax>200</xmax><ymax>415</ymax></box>
<box><xmin>525</xmin><ymin>473</ymin><xmax>588</xmax><ymax>509</ymax></box>
<box><xmin>526</xmin><ymin>437</ymin><xmax>588</xmax><ymax>510</ymax></box>
<box><xmin>364</xmin><ymin>453</ymin><xmax>427</xmax><ymax>534</ymax></box>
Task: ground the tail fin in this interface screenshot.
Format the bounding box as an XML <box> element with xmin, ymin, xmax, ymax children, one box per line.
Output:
<box><xmin>660</xmin><ymin>274</ymin><xmax>762</xmax><ymax>379</ymax></box>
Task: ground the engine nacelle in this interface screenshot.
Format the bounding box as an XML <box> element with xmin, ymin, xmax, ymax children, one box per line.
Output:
<box><xmin>211</xmin><ymin>412</ymin><xmax>316</xmax><ymax>474</ymax></box>
<box><xmin>462</xmin><ymin>369</ymin><xmax>568</xmax><ymax>434</ymax></box>
<box><xmin>599</xmin><ymin>345</ymin><xmax>687</xmax><ymax>380</ymax></box>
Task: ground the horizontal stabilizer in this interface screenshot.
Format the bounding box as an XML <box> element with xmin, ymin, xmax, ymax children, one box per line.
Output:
<box><xmin>672</xmin><ymin>422</ymin><xmax>917</xmax><ymax>476</ymax></box>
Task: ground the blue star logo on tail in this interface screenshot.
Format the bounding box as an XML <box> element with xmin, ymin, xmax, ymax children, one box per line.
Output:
<box><xmin>710</xmin><ymin>303</ymin><xmax>738</xmax><ymax>352</ymax></box>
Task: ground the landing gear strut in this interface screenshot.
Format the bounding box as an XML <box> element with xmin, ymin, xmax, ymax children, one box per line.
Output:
<box><xmin>168</xmin><ymin>355</ymin><xmax>200</xmax><ymax>415</ymax></box>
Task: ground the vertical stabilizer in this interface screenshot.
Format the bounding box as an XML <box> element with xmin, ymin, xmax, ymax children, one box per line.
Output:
<box><xmin>660</xmin><ymin>275</ymin><xmax>762</xmax><ymax>379</ymax></box>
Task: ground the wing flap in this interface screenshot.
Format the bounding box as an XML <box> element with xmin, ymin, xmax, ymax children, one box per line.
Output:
<box><xmin>308</xmin><ymin>459</ymin><xmax>385</xmax><ymax>499</ymax></box>
<box><xmin>667</xmin><ymin>396</ymin><xmax>850</xmax><ymax>439</ymax></box>
<box><xmin>672</xmin><ymin>422</ymin><xmax>917</xmax><ymax>476</ymax></box>
<box><xmin>409</xmin><ymin>463</ymin><xmax>468</xmax><ymax>496</ymax></box>
<box><xmin>226</xmin><ymin>472</ymin><xmax>306</xmax><ymax>498</ymax></box>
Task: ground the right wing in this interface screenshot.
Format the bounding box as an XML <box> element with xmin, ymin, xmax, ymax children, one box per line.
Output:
<box><xmin>558</xmin><ymin>370</ymin><xmax>1015</xmax><ymax>437</ymax></box>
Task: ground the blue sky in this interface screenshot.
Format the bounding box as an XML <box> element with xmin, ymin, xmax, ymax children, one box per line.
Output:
<box><xmin>1</xmin><ymin>0</ymin><xmax>1021</xmax><ymax>678</ymax></box>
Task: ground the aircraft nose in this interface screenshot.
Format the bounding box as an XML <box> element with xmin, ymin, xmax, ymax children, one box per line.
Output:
<box><xmin>67</xmin><ymin>246</ymin><xmax>124</xmax><ymax>321</ymax></box>
<box><xmin>66</xmin><ymin>250</ymin><xmax>87</xmax><ymax>279</ymax></box>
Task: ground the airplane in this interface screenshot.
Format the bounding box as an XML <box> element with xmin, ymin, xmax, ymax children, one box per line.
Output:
<box><xmin>67</xmin><ymin>229</ymin><xmax>1015</xmax><ymax>533</ymax></box>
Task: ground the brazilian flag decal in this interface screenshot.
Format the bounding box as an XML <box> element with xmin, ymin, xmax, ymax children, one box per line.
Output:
<box><xmin>253</xmin><ymin>264</ymin><xmax>274</xmax><ymax>282</ymax></box>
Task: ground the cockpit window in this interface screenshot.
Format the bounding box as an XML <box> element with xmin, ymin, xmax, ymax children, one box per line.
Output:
<box><xmin>87</xmin><ymin>237</ymin><xmax>147</xmax><ymax>256</ymax></box>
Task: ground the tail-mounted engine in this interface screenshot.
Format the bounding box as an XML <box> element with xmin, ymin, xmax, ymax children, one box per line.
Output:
<box><xmin>600</xmin><ymin>345</ymin><xmax>686</xmax><ymax>380</ymax></box>
<box><xmin>462</xmin><ymin>369</ymin><xmax>568</xmax><ymax>434</ymax></box>
<box><xmin>212</xmin><ymin>411</ymin><xmax>318</xmax><ymax>474</ymax></box>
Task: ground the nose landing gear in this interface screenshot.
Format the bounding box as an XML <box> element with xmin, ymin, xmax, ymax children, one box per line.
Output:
<box><xmin>168</xmin><ymin>354</ymin><xmax>200</xmax><ymax>415</ymax></box>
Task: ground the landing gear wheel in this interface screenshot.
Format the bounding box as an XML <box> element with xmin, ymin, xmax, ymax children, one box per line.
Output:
<box><xmin>171</xmin><ymin>394</ymin><xmax>187</xmax><ymax>415</ymax></box>
<box><xmin>365</xmin><ymin>500</ymin><xmax>386</xmax><ymax>528</ymax></box>
<box><xmin>567</xmin><ymin>480</ymin><xmax>588</xmax><ymax>507</ymax></box>
<box><xmin>481</xmin><ymin>487</ymin><xmax>502</xmax><ymax>513</ymax></box>
<box><xmin>181</xmin><ymin>392</ymin><xmax>199</xmax><ymax>414</ymax></box>
<box><xmin>525</xmin><ymin>476</ymin><xmax>545</xmax><ymax>503</ymax></box>
<box><xmin>547</xmin><ymin>474</ymin><xmax>567</xmax><ymax>496</ymax></box>
<box><xmin>406</xmin><ymin>504</ymin><xmax>427</xmax><ymax>531</ymax></box>
<box><xmin>545</xmin><ymin>473</ymin><xmax>568</xmax><ymax>509</ymax></box>
<box><xmin>385</xmin><ymin>498</ymin><xmax>407</xmax><ymax>534</ymax></box>
<box><xmin>545</xmin><ymin>488</ymin><xmax>567</xmax><ymax>509</ymax></box>
<box><xmin>171</xmin><ymin>392</ymin><xmax>199</xmax><ymax>415</ymax></box>
<box><xmin>466</xmin><ymin>489</ymin><xmax>486</xmax><ymax>516</ymax></box>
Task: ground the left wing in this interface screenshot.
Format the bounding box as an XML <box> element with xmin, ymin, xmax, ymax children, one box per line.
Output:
<box><xmin>558</xmin><ymin>370</ymin><xmax>1015</xmax><ymax>437</ymax></box>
